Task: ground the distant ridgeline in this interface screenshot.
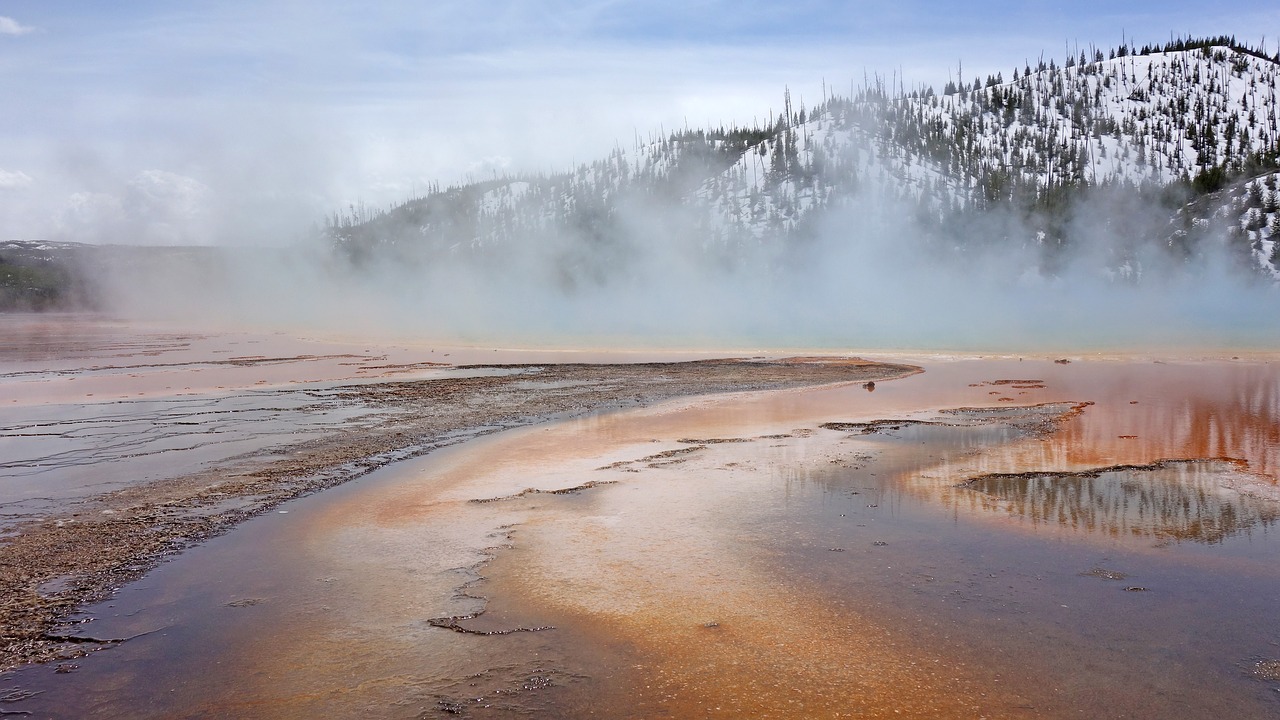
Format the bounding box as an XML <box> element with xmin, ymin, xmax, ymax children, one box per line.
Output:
<box><xmin>328</xmin><ymin>36</ymin><xmax>1280</xmax><ymax>285</ymax></box>
<box><xmin>0</xmin><ymin>242</ymin><xmax>96</xmax><ymax>311</ymax></box>
<box><xmin>0</xmin><ymin>242</ymin><xmax>227</xmax><ymax>312</ymax></box>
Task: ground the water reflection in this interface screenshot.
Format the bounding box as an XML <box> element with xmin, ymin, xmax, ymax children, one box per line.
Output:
<box><xmin>1035</xmin><ymin>361</ymin><xmax>1280</xmax><ymax>478</ymax></box>
<box><xmin>961</xmin><ymin>460</ymin><xmax>1280</xmax><ymax>543</ymax></box>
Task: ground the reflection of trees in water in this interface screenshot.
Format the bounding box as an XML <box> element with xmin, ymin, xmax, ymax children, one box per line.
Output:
<box><xmin>964</xmin><ymin>460</ymin><xmax>1280</xmax><ymax>543</ymax></box>
<box><xmin>1048</xmin><ymin>365</ymin><xmax>1280</xmax><ymax>478</ymax></box>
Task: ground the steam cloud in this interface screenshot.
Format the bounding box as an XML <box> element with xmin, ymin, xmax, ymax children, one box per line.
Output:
<box><xmin>8</xmin><ymin>5</ymin><xmax>1273</xmax><ymax>351</ymax></box>
<box><xmin>92</xmin><ymin>179</ymin><xmax>1280</xmax><ymax>352</ymax></box>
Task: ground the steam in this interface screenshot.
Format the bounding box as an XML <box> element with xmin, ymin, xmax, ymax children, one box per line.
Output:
<box><xmin>6</xmin><ymin>4</ymin><xmax>1279</xmax><ymax>350</ymax></box>
<box><xmin>91</xmin><ymin>177</ymin><xmax>1280</xmax><ymax>352</ymax></box>
<box><xmin>8</xmin><ymin>3</ymin><xmax>1269</xmax><ymax>249</ymax></box>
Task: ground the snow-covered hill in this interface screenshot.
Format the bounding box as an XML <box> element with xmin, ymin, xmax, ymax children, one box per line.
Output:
<box><xmin>329</xmin><ymin>37</ymin><xmax>1280</xmax><ymax>280</ymax></box>
<box><xmin>879</xmin><ymin>44</ymin><xmax>1280</xmax><ymax>193</ymax></box>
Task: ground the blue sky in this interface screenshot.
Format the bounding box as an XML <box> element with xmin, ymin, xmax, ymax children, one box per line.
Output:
<box><xmin>1</xmin><ymin>1</ymin><xmax>1277</xmax><ymax>244</ymax></box>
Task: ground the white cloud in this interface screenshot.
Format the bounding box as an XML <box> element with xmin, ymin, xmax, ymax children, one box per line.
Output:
<box><xmin>0</xmin><ymin>169</ymin><xmax>33</xmax><ymax>189</ymax></box>
<box><xmin>58</xmin><ymin>191</ymin><xmax>125</xmax><ymax>231</ymax></box>
<box><xmin>0</xmin><ymin>16</ymin><xmax>34</xmax><ymax>35</ymax></box>
<box><xmin>52</xmin><ymin>171</ymin><xmax>214</xmax><ymax>245</ymax></box>
<box><xmin>126</xmin><ymin>170</ymin><xmax>210</xmax><ymax>220</ymax></box>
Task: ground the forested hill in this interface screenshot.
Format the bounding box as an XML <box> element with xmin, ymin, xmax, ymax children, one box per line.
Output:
<box><xmin>330</xmin><ymin>36</ymin><xmax>1280</xmax><ymax>283</ymax></box>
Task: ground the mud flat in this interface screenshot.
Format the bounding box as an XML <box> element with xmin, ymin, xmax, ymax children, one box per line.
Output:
<box><xmin>5</xmin><ymin>349</ymin><xmax>1280</xmax><ymax>718</ymax></box>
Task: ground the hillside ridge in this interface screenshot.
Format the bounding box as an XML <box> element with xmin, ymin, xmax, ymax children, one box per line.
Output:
<box><xmin>327</xmin><ymin>37</ymin><xmax>1280</xmax><ymax>282</ymax></box>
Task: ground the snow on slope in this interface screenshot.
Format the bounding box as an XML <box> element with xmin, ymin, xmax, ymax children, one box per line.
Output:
<box><xmin>885</xmin><ymin>45</ymin><xmax>1280</xmax><ymax>191</ymax></box>
<box><xmin>332</xmin><ymin>42</ymin><xmax>1280</xmax><ymax>277</ymax></box>
<box><xmin>1172</xmin><ymin>170</ymin><xmax>1280</xmax><ymax>277</ymax></box>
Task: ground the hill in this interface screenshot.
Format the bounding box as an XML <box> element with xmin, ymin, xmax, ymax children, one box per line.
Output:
<box><xmin>327</xmin><ymin>37</ymin><xmax>1280</xmax><ymax>285</ymax></box>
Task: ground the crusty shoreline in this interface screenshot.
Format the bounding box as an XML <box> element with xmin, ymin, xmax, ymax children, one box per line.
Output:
<box><xmin>0</xmin><ymin>357</ymin><xmax>919</xmax><ymax>672</ymax></box>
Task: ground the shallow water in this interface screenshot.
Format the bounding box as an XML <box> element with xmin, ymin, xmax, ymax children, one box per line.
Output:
<box><xmin>5</xmin><ymin>356</ymin><xmax>1280</xmax><ymax>718</ymax></box>
<box><xmin>963</xmin><ymin>459</ymin><xmax>1279</xmax><ymax>543</ymax></box>
<box><xmin>754</xmin><ymin>446</ymin><xmax>1280</xmax><ymax>718</ymax></box>
<box><xmin>0</xmin><ymin>315</ymin><xmax>537</xmax><ymax>527</ymax></box>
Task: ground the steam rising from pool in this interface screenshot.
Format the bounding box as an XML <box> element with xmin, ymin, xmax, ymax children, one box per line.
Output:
<box><xmin>89</xmin><ymin>182</ymin><xmax>1280</xmax><ymax>352</ymax></box>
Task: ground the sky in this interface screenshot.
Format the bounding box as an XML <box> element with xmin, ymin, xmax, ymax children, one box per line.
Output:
<box><xmin>1</xmin><ymin>1</ymin><xmax>1278</xmax><ymax>246</ymax></box>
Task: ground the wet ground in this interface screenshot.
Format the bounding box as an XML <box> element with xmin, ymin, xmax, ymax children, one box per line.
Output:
<box><xmin>3</xmin><ymin>318</ymin><xmax>1280</xmax><ymax>717</ymax></box>
<box><xmin>0</xmin><ymin>315</ymin><xmax>914</xmax><ymax>674</ymax></box>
